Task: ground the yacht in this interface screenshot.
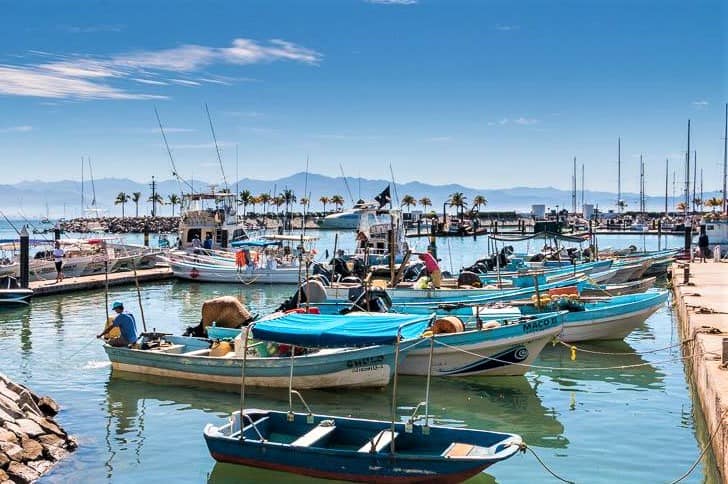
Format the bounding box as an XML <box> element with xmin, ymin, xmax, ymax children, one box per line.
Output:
<box><xmin>315</xmin><ymin>201</ymin><xmax>378</xmax><ymax>230</ymax></box>
<box><xmin>177</xmin><ymin>191</ymin><xmax>249</xmax><ymax>249</ymax></box>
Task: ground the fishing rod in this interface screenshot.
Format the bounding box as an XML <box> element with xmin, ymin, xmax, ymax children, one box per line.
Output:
<box><xmin>389</xmin><ymin>163</ymin><xmax>400</xmax><ymax>208</ymax></box>
<box><xmin>0</xmin><ymin>210</ymin><xmax>21</xmax><ymax>235</ymax></box>
<box><xmin>154</xmin><ymin>106</ymin><xmax>195</xmax><ymax>195</ymax></box>
<box><xmin>204</xmin><ymin>103</ymin><xmax>229</xmax><ymax>193</ymax></box>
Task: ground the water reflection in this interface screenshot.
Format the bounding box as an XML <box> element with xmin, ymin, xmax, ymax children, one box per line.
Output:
<box><xmin>536</xmin><ymin>340</ymin><xmax>664</xmax><ymax>391</ymax></box>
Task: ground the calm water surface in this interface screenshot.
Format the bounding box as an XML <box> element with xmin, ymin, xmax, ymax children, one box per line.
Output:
<box><xmin>0</xmin><ymin>223</ymin><xmax>719</xmax><ymax>482</ymax></box>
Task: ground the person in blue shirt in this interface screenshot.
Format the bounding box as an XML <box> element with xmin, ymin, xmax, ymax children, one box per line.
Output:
<box><xmin>97</xmin><ymin>301</ymin><xmax>138</xmax><ymax>347</ymax></box>
<box><xmin>203</xmin><ymin>234</ymin><xmax>213</xmax><ymax>250</ymax></box>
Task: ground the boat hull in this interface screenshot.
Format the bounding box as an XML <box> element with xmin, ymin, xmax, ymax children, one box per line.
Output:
<box><xmin>204</xmin><ymin>410</ymin><xmax>521</xmax><ymax>483</ymax></box>
<box><xmin>169</xmin><ymin>260</ymin><xmax>301</xmax><ymax>284</ymax></box>
<box><xmin>104</xmin><ymin>338</ymin><xmax>399</xmax><ymax>389</ymax></box>
<box><xmin>398</xmin><ymin>314</ymin><xmax>563</xmax><ymax>377</ymax></box>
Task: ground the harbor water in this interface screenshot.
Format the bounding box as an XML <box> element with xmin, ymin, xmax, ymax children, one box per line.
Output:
<box><xmin>0</xmin><ymin>222</ymin><xmax>719</xmax><ymax>482</ymax></box>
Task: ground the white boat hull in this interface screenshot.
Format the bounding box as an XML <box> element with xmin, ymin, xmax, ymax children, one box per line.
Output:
<box><xmin>558</xmin><ymin>304</ymin><xmax>661</xmax><ymax>342</ymax></box>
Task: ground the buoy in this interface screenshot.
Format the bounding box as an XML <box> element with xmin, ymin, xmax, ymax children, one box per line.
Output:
<box><xmin>432</xmin><ymin>316</ymin><xmax>464</xmax><ymax>334</ymax></box>
<box><xmin>210</xmin><ymin>341</ymin><xmax>233</xmax><ymax>357</ymax></box>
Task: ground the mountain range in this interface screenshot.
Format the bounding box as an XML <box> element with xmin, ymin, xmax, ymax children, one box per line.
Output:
<box><xmin>1</xmin><ymin>172</ymin><xmax>720</xmax><ymax>219</ymax></box>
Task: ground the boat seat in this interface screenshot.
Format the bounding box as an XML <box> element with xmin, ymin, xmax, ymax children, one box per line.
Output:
<box><xmin>358</xmin><ymin>430</ymin><xmax>398</xmax><ymax>453</ymax></box>
<box><xmin>442</xmin><ymin>442</ymin><xmax>475</xmax><ymax>458</ymax></box>
<box><xmin>290</xmin><ymin>421</ymin><xmax>336</xmax><ymax>447</ymax></box>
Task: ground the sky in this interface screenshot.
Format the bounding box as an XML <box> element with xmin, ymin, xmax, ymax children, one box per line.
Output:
<box><xmin>0</xmin><ymin>0</ymin><xmax>725</xmax><ymax>196</ymax></box>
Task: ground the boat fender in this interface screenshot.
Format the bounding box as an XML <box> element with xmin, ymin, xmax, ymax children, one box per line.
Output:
<box><xmin>432</xmin><ymin>316</ymin><xmax>464</xmax><ymax>334</ymax></box>
<box><xmin>482</xmin><ymin>320</ymin><xmax>500</xmax><ymax>330</ymax></box>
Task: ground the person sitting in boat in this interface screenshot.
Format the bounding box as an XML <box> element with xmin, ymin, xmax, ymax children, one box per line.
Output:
<box><xmin>97</xmin><ymin>301</ymin><xmax>138</xmax><ymax>347</ymax></box>
<box><xmin>417</xmin><ymin>250</ymin><xmax>442</xmax><ymax>288</ymax></box>
<box><xmin>203</xmin><ymin>234</ymin><xmax>214</xmax><ymax>251</ymax></box>
<box><xmin>191</xmin><ymin>234</ymin><xmax>202</xmax><ymax>254</ymax></box>
<box><xmin>355</xmin><ymin>230</ymin><xmax>368</xmax><ymax>250</ymax></box>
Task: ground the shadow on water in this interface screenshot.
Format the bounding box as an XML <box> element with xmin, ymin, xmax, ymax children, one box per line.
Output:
<box><xmin>535</xmin><ymin>339</ymin><xmax>664</xmax><ymax>391</ymax></box>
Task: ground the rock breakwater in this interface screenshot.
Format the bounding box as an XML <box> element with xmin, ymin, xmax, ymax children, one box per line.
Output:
<box><xmin>0</xmin><ymin>373</ymin><xmax>76</xmax><ymax>483</ymax></box>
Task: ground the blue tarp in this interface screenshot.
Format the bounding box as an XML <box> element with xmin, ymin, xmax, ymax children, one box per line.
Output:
<box><xmin>251</xmin><ymin>313</ymin><xmax>432</xmax><ymax>347</ymax></box>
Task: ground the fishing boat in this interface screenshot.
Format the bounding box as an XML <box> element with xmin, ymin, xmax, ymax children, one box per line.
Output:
<box><xmin>165</xmin><ymin>235</ymin><xmax>319</xmax><ymax>284</ymax></box>
<box><xmin>209</xmin><ymin>311</ymin><xmax>564</xmax><ymax>377</ymax></box>
<box><xmin>0</xmin><ymin>276</ymin><xmax>32</xmax><ymax>306</ymax></box>
<box><xmin>203</xmin><ymin>312</ymin><xmax>522</xmax><ymax>482</ymax></box>
<box><xmin>177</xmin><ymin>191</ymin><xmax>250</xmax><ymax>249</ymax></box>
<box><xmin>103</xmin><ymin>312</ymin><xmax>431</xmax><ymax>390</ymax></box>
<box><xmin>316</xmin><ymin>201</ymin><xmax>378</xmax><ymax>230</ymax></box>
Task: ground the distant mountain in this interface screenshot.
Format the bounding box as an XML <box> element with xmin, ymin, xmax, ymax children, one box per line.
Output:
<box><xmin>0</xmin><ymin>173</ymin><xmax>720</xmax><ymax>219</ymax></box>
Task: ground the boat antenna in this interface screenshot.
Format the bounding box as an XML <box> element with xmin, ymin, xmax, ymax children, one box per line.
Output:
<box><xmin>81</xmin><ymin>156</ymin><xmax>85</xmax><ymax>216</ymax></box>
<box><xmin>204</xmin><ymin>103</ymin><xmax>229</xmax><ymax>193</ymax></box>
<box><xmin>339</xmin><ymin>164</ymin><xmax>355</xmax><ymax>205</ymax></box>
<box><xmin>389</xmin><ymin>163</ymin><xmax>400</xmax><ymax>208</ymax></box>
<box><xmin>154</xmin><ymin>106</ymin><xmax>194</xmax><ymax>194</ymax></box>
<box><xmin>685</xmin><ymin>120</ymin><xmax>691</xmax><ymax>218</ymax></box>
<box><xmin>302</xmin><ymin>155</ymin><xmax>310</xmax><ymax>236</ymax></box>
<box><xmin>617</xmin><ymin>137</ymin><xmax>621</xmax><ymax>213</ymax></box>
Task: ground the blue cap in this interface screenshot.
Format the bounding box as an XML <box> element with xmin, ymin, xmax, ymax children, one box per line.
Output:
<box><xmin>111</xmin><ymin>301</ymin><xmax>123</xmax><ymax>310</ymax></box>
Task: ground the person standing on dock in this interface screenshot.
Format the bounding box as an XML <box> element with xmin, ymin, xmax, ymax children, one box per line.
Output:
<box><xmin>417</xmin><ymin>250</ymin><xmax>442</xmax><ymax>288</ymax></box>
<box><xmin>698</xmin><ymin>227</ymin><xmax>710</xmax><ymax>263</ymax></box>
<box><xmin>97</xmin><ymin>301</ymin><xmax>138</xmax><ymax>347</ymax></box>
<box><xmin>52</xmin><ymin>241</ymin><xmax>65</xmax><ymax>283</ymax></box>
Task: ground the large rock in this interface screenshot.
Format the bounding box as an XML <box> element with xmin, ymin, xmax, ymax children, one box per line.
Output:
<box><xmin>0</xmin><ymin>429</ymin><xmax>17</xmax><ymax>443</ymax></box>
<box><xmin>37</xmin><ymin>397</ymin><xmax>59</xmax><ymax>417</ymax></box>
<box><xmin>14</xmin><ymin>419</ymin><xmax>43</xmax><ymax>438</ymax></box>
<box><xmin>6</xmin><ymin>461</ymin><xmax>40</xmax><ymax>483</ymax></box>
<box><xmin>25</xmin><ymin>415</ymin><xmax>64</xmax><ymax>437</ymax></box>
<box><xmin>0</xmin><ymin>395</ymin><xmax>23</xmax><ymax>420</ymax></box>
<box><xmin>4</xmin><ymin>422</ymin><xmax>25</xmax><ymax>439</ymax></box>
<box><xmin>37</xmin><ymin>434</ymin><xmax>63</xmax><ymax>448</ymax></box>
<box><xmin>42</xmin><ymin>444</ymin><xmax>68</xmax><ymax>462</ymax></box>
<box><xmin>27</xmin><ymin>460</ymin><xmax>53</xmax><ymax>475</ymax></box>
<box><xmin>0</xmin><ymin>452</ymin><xmax>9</xmax><ymax>468</ymax></box>
<box><xmin>21</xmin><ymin>437</ymin><xmax>43</xmax><ymax>461</ymax></box>
<box><xmin>0</xmin><ymin>442</ymin><xmax>23</xmax><ymax>461</ymax></box>
<box><xmin>0</xmin><ymin>468</ymin><xmax>8</xmax><ymax>481</ymax></box>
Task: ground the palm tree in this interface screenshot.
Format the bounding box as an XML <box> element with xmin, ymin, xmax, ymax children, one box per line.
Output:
<box><xmin>258</xmin><ymin>193</ymin><xmax>271</xmax><ymax>218</ymax></box>
<box><xmin>250</xmin><ymin>195</ymin><xmax>259</xmax><ymax>217</ymax></box>
<box><xmin>114</xmin><ymin>192</ymin><xmax>130</xmax><ymax>218</ymax></box>
<box><xmin>281</xmin><ymin>189</ymin><xmax>296</xmax><ymax>215</ymax></box>
<box><xmin>272</xmin><ymin>195</ymin><xmax>285</xmax><ymax>216</ymax></box>
<box><xmin>239</xmin><ymin>190</ymin><xmax>253</xmax><ymax>218</ymax></box>
<box><xmin>693</xmin><ymin>197</ymin><xmax>703</xmax><ymax>213</ymax></box>
<box><xmin>131</xmin><ymin>192</ymin><xmax>142</xmax><ymax>217</ymax></box>
<box><xmin>676</xmin><ymin>201</ymin><xmax>688</xmax><ymax>213</ymax></box>
<box><xmin>331</xmin><ymin>194</ymin><xmax>345</xmax><ymax>212</ymax></box>
<box><xmin>448</xmin><ymin>192</ymin><xmax>468</xmax><ymax>219</ymax></box>
<box><xmin>418</xmin><ymin>197</ymin><xmax>432</xmax><ymax>213</ymax></box>
<box><xmin>706</xmin><ymin>197</ymin><xmax>722</xmax><ymax>212</ymax></box>
<box><xmin>617</xmin><ymin>200</ymin><xmax>628</xmax><ymax>212</ymax></box>
<box><xmin>167</xmin><ymin>194</ymin><xmax>181</xmax><ymax>216</ymax></box>
<box><xmin>319</xmin><ymin>196</ymin><xmax>330</xmax><ymax>215</ymax></box>
<box><xmin>472</xmin><ymin>195</ymin><xmax>488</xmax><ymax>212</ymax></box>
<box><xmin>148</xmin><ymin>193</ymin><xmax>164</xmax><ymax>216</ymax></box>
<box><xmin>400</xmin><ymin>195</ymin><xmax>416</xmax><ymax>212</ymax></box>
<box><xmin>300</xmin><ymin>197</ymin><xmax>310</xmax><ymax>211</ymax></box>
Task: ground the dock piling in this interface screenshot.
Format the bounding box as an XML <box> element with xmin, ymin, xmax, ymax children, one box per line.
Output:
<box><xmin>19</xmin><ymin>225</ymin><xmax>29</xmax><ymax>289</ymax></box>
<box><xmin>723</xmin><ymin>339</ymin><xmax>728</xmax><ymax>366</ymax></box>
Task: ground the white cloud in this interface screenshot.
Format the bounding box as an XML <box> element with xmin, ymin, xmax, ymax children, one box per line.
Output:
<box><xmin>424</xmin><ymin>136</ymin><xmax>452</xmax><ymax>142</ymax></box>
<box><xmin>488</xmin><ymin>117</ymin><xmax>539</xmax><ymax>126</ymax></box>
<box><xmin>0</xmin><ymin>125</ymin><xmax>33</xmax><ymax>133</ymax></box>
<box><xmin>365</xmin><ymin>0</ymin><xmax>417</xmax><ymax>4</ymax></box>
<box><xmin>0</xmin><ymin>38</ymin><xmax>322</xmax><ymax>100</ymax></box>
<box><xmin>692</xmin><ymin>100</ymin><xmax>709</xmax><ymax>106</ymax></box>
<box><xmin>59</xmin><ymin>24</ymin><xmax>125</xmax><ymax>33</ymax></box>
<box><xmin>495</xmin><ymin>24</ymin><xmax>520</xmax><ymax>31</ymax></box>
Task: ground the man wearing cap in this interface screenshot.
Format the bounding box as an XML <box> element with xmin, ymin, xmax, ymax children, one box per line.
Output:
<box><xmin>97</xmin><ymin>301</ymin><xmax>138</xmax><ymax>347</ymax></box>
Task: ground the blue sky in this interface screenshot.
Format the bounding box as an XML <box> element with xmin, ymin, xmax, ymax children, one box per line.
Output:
<box><xmin>0</xmin><ymin>0</ymin><xmax>725</xmax><ymax>195</ymax></box>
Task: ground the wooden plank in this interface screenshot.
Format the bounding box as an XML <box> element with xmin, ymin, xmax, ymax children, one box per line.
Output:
<box><xmin>442</xmin><ymin>442</ymin><xmax>475</xmax><ymax>458</ymax></box>
<box><xmin>291</xmin><ymin>423</ymin><xmax>336</xmax><ymax>447</ymax></box>
<box><xmin>358</xmin><ymin>430</ymin><xmax>398</xmax><ymax>453</ymax></box>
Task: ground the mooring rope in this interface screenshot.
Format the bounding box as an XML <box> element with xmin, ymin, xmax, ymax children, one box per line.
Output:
<box><xmin>669</xmin><ymin>408</ymin><xmax>728</xmax><ymax>484</ymax></box>
<box><xmin>433</xmin><ymin>339</ymin><xmax>692</xmax><ymax>372</ymax></box>
<box><xmin>513</xmin><ymin>442</ymin><xmax>575</xmax><ymax>483</ymax></box>
<box><xmin>555</xmin><ymin>338</ymin><xmax>691</xmax><ymax>356</ymax></box>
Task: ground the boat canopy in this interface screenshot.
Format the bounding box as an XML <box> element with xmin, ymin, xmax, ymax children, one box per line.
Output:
<box><xmin>251</xmin><ymin>313</ymin><xmax>432</xmax><ymax>347</ymax></box>
<box><xmin>488</xmin><ymin>231</ymin><xmax>590</xmax><ymax>243</ymax></box>
<box><xmin>262</xmin><ymin>234</ymin><xmax>319</xmax><ymax>242</ymax></box>
<box><xmin>230</xmin><ymin>240</ymin><xmax>282</xmax><ymax>248</ymax></box>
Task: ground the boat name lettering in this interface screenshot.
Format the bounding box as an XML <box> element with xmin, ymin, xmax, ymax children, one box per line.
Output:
<box><xmin>522</xmin><ymin>317</ymin><xmax>557</xmax><ymax>333</ymax></box>
<box><xmin>347</xmin><ymin>355</ymin><xmax>385</xmax><ymax>368</ymax></box>
<box><xmin>352</xmin><ymin>364</ymin><xmax>384</xmax><ymax>373</ymax></box>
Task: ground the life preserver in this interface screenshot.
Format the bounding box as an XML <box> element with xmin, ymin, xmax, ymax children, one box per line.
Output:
<box><xmin>235</xmin><ymin>250</ymin><xmax>246</xmax><ymax>267</ymax></box>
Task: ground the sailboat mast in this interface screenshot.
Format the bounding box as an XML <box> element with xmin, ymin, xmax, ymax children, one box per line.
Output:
<box><xmin>581</xmin><ymin>163</ymin><xmax>585</xmax><ymax>210</ymax></box>
<box><xmin>617</xmin><ymin>137</ymin><xmax>622</xmax><ymax>213</ymax></box>
<box><xmin>81</xmin><ymin>156</ymin><xmax>85</xmax><ymax>217</ymax></box>
<box><xmin>664</xmin><ymin>159</ymin><xmax>669</xmax><ymax>216</ymax></box>
<box><xmin>685</xmin><ymin>120</ymin><xmax>691</xmax><ymax>214</ymax></box>
<box><xmin>723</xmin><ymin>103</ymin><xmax>727</xmax><ymax>215</ymax></box>
<box><xmin>571</xmin><ymin>157</ymin><xmax>577</xmax><ymax>214</ymax></box>
<box><xmin>639</xmin><ymin>154</ymin><xmax>645</xmax><ymax>215</ymax></box>
<box><xmin>692</xmin><ymin>151</ymin><xmax>697</xmax><ymax>212</ymax></box>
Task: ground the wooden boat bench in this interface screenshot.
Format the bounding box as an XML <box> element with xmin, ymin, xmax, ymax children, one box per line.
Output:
<box><xmin>183</xmin><ymin>348</ymin><xmax>211</xmax><ymax>356</ymax></box>
<box><xmin>291</xmin><ymin>421</ymin><xmax>336</xmax><ymax>447</ymax></box>
<box><xmin>358</xmin><ymin>430</ymin><xmax>398</xmax><ymax>453</ymax></box>
<box><xmin>442</xmin><ymin>442</ymin><xmax>476</xmax><ymax>458</ymax></box>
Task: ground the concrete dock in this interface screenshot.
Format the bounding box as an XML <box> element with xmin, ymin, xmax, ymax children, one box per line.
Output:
<box><xmin>671</xmin><ymin>260</ymin><xmax>728</xmax><ymax>481</ymax></box>
<box><xmin>28</xmin><ymin>266</ymin><xmax>173</xmax><ymax>297</ymax></box>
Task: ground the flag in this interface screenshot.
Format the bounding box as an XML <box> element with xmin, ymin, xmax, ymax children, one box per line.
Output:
<box><xmin>374</xmin><ymin>185</ymin><xmax>391</xmax><ymax>208</ymax></box>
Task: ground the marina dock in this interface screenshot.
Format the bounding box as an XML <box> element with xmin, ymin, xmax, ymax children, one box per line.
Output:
<box><xmin>671</xmin><ymin>260</ymin><xmax>728</xmax><ymax>481</ymax></box>
<box><xmin>28</xmin><ymin>266</ymin><xmax>173</xmax><ymax>297</ymax></box>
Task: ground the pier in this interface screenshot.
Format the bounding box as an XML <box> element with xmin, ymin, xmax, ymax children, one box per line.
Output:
<box><xmin>671</xmin><ymin>260</ymin><xmax>728</xmax><ymax>481</ymax></box>
<box><xmin>28</xmin><ymin>267</ymin><xmax>173</xmax><ymax>297</ymax></box>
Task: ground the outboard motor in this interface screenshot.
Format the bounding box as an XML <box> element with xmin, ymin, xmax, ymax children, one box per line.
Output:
<box><xmin>342</xmin><ymin>287</ymin><xmax>393</xmax><ymax>314</ymax></box>
<box><xmin>276</xmin><ymin>279</ymin><xmax>328</xmax><ymax>312</ymax></box>
<box><xmin>457</xmin><ymin>271</ymin><xmax>482</xmax><ymax>288</ymax></box>
<box><xmin>403</xmin><ymin>262</ymin><xmax>425</xmax><ymax>281</ymax></box>
<box><xmin>311</xmin><ymin>262</ymin><xmax>333</xmax><ymax>285</ymax></box>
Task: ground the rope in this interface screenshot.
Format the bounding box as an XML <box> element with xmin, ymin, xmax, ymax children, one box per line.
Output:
<box><xmin>669</xmin><ymin>408</ymin><xmax>728</xmax><ymax>484</ymax></box>
<box><xmin>513</xmin><ymin>442</ymin><xmax>575</xmax><ymax>483</ymax></box>
<box><xmin>433</xmin><ymin>339</ymin><xmax>693</xmax><ymax>372</ymax></box>
<box><xmin>556</xmin><ymin>339</ymin><xmax>692</xmax><ymax>356</ymax></box>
